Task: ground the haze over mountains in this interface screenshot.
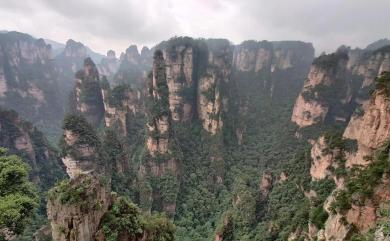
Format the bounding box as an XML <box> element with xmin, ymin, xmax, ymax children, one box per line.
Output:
<box><xmin>0</xmin><ymin>27</ymin><xmax>389</xmax><ymax>241</ymax></box>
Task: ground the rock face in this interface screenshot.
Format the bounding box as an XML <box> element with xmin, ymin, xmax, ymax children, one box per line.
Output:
<box><xmin>101</xmin><ymin>82</ymin><xmax>142</xmax><ymax>137</ymax></box>
<box><xmin>197</xmin><ymin>40</ymin><xmax>232</xmax><ymax>134</ymax></box>
<box><xmin>55</xmin><ymin>39</ymin><xmax>88</xmax><ymax>92</ymax></box>
<box><xmin>292</xmin><ymin>46</ymin><xmax>390</xmax><ymax>128</ymax></box>
<box><xmin>47</xmin><ymin>174</ymin><xmax>111</xmax><ymax>241</ymax></box>
<box><xmin>343</xmin><ymin>74</ymin><xmax>390</xmax><ymax>167</ymax></box>
<box><xmin>48</xmin><ymin>115</ymin><xmax>111</xmax><ymax>241</ymax></box>
<box><xmin>97</xmin><ymin>50</ymin><xmax>119</xmax><ymax>82</ymax></box>
<box><xmin>71</xmin><ymin>58</ymin><xmax>105</xmax><ymax>128</ymax></box>
<box><xmin>259</xmin><ymin>171</ymin><xmax>273</xmax><ymax>200</ymax></box>
<box><xmin>0</xmin><ymin>108</ymin><xmax>64</xmax><ymax>188</ymax></box>
<box><xmin>113</xmin><ymin>45</ymin><xmax>152</xmax><ymax>88</ymax></box>
<box><xmin>233</xmin><ymin>41</ymin><xmax>314</xmax><ymax>74</ymax></box>
<box><xmin>309</xmin><ymin>72</ymin><xmax>390</xmax><ymax>241</ymax></box>
<box><xmin>163</xmin><ymin>44</ymin><xmax>195</xmax><ymax>122</ymax></box>
<box><xmin>141</xmin><ymin>50</ymin><xmax>180</xmax><ymax>216</ymax></box>
<box><xmin>233</xmin><ymin>40</ymin><xmax>315</xmax><ymax>97</ymax></box>
<box><xmin>0</xmin><ymin>31</ymin><xmax>65</xmax><ymax>138</ymax></box>
<box><xmin>291</xmin><ymin>50</ymin><xmax>352</xmax><ymax>127</ymax></box>
<box><xmin>155</xmin><ymin>38</ymin><xmax>233</xmax><ymax>134</ymax></box>
<box><xmin>310</xmin><ymin>136</ymin><xmax>341</xmax><ymax>180</ymax></box>
<box><xmin>145</xmin><ymin>51</ymin><xmax>173</xmax><ymax>158</ymax></box>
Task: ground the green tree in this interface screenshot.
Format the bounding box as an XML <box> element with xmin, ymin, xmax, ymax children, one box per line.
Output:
<box><xmin>0</xmin><ymin>148</ymin><xmax>38</xmax><ymax>240</ymax></box>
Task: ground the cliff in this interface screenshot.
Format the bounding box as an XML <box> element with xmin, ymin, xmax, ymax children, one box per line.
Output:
<box><xmin>306</xmin><ymin>72</ymin><xmax>390</xmax><ymax>241</ymax></box>
<box><xmin>343</xmin><ymin>72</ymin><xmax>390</xmax><ymax>167</ymax></box>
<box><xmin>70</xmin><ymin>58</ymin><xmax>105</xmax><ymax>128</ymax></box>
<box><xmin>140</xmin><ymin>50</ymin><xmax>180</xmax><ymax>216</ymax></box>
<box><xmin>48</xmin><ymin>115</ymin><xmax>111</xmax><ymax>241</ymax></box>
<box><xmin>47</xmin><ymin>114</ymin><xmax>175</xmax><ymax>241</ymax></box>
<box><xmin>292</xmin><ymin>46</ymin><xmax>390</xmax><ymax>128</ymax></box>
<box><xmin>0</xmin><ymin>31</ymin><xmax>65</xmax><ymax>139</ymax></box>
<box><xmin>113</xmin><ymin>45</ymin><xmax>152</xmax><ymax>89</ymax></box>
<box><xmin>233</xmin><ymin>40</ymin><xmax>314</xmax><ymax>97</ymax></box>
<box><xmin>152</xmin><ymin>37</ymin><xmax>233</xmax><ymax>136</ymax></box>
<box><xmin>97</xmin><ymin>50</ymin><xmax>119</xmax><ymax>82</ymax></box>
<box><xmin>0</xmin><ymin>107</ymin><xmax>64</xmax><ymax>189</ymax></box>
<box><xmin>197</xmin><ymin>39</ymin><xmax>232</xmax><ymax>134</ymax></box>
<box><xmin>101</xmin><ymin>81</ymin><xmax>142</xmax><ymax>137</ymax></box>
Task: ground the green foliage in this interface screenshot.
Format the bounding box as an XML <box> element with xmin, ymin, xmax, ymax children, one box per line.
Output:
<box><xmin>231</xmin><ymin>177</ymin><xmax>256</xmax><ymax>228</ymax></box>
<box><xmin>47</xmin><ymin>178</ymin><xmax>89</xmax><ymax>205</ymax></box>
<box><xmin>159</xmin><ymin>172</ymin><xmax>179</xmax><ymax>204</ymax></box>
<box><xmin>313</xmin><ymin>50</ymin><xmax>348</xmax><ymax>70</ymax></box>
<box><xmin>201</xmin><ymin>84</ymin><xmax>216</xmax><ymax>103</ymax></box>
<box><xmin>142</xmin><ymin>213</ymin><xmax>176</xmax><ymax>241</ymax></box>
<box><xmin>61</xmin><ymin>114</ymin><xmax>100</xmax><ymax>147</ymax></box>
<box><xmin>331</xmin><ymin>140</ymin><xmax>390</xmax><ymax>213</ymax></box>
<box><xmin>101</xmin><ymin>197</ymin><xmax>175</xmax><ymax>241</ymax></box>
<box><xmin>309</xmin><ymin>179</ymin><xmax>335</xmax><ymax>228</ymax></box>
<box><xmin>101</xmin><ymin>197</ymin><xmax>143</xmax><ymax>241</ymax></box>
<box><xmin>378</xmin><ymin>202</ymin><xmax>390</xmax><ymax>237</ymax></box>
<box><xmin>59</xmin><ymin>114</ymin><xmax>102</xmax><ymax>162</ymax></box>
<box><xmin>309</xmin><ymin>206</ymin><xmax>328</xmax><ymax>229</ymax></box>
<box><xmin>375</xmin><ymin>71</ymin><xmax>390</xmax><ymax>97</ymax></box>
<box><xmin>0</xmin><ymin>148</ymin><xmax>38</xmax><ymax>238</ymax></box>
<box><xmin>106</xmin><ymin>84</ymin><xmax>133</xmax><ymax>108</ymax></box>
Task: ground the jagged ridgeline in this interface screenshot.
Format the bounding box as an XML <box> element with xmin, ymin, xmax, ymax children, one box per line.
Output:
<box><xmin>54</xmin><ymin>36</ymin><xmax>317</xmax><ymax>241</ymax></box>
<box><xmin>0</xmin><ymin>32</ymin><xmax>66</xmax><ymax>140</ymax></box>
<box><xmin>6</xmin><ymin>31</ymin><xmax>390</xmax><ymax>241</ymax></box>
<box><xmin>287</xmin><ymin>38</ymin><xmax>390</xmax><ymax>241</ymax></box>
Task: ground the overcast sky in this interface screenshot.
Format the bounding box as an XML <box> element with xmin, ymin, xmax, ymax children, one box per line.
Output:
<box><xmin>0</xmin><ymin>0</ymin><xmax>389</xmax><ymax>56</ymax></box>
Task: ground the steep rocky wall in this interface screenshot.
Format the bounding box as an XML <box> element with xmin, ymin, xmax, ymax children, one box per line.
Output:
<box><xmin>0</xmin><ymin>31</ymin><xmax>65</xmax><ymax>138</ymax></box>
<box><xmin>140</xmin><ymin>50</ymin><xmax>180</xmax><ymax>216</ymax></box>
<box><xmin>291</xmin><ymin>50</ymin><xmax>351</xmax><ymax>127</ymax></box>
<box><xmin>343</xmin><ymin>72</ymin><xmax>390</xmax><ymax>167</ymax></box>
<box><xmin>47</xmin><ymin>175</ymin><xmax>111</xmax><ymax>241</ymax></box>
<box><xmin>292</xmin><ymin>46</ymin><xmax>390</xmax><ymax>128</ymax></box>
<box><xmin>55</xmin><ymin>39</ymin><xmax>88</xmax><ymax>94</ymax></box>
<box><xmin>146</xmin><ymin>50</ymin><xmax>173</xmax><ymax>158</ymax></box>
<box><xmin>0</xmin><ymin>108</ymin><xmax>64</xmax><ymax>189</ymax></box>
<box><xmin>233</xmin><ymin>40</ymin><xmax>314</xmax><ymax>96</ymax></box>
<box><xmin>197</xmin><ymin>40</ymin><xmax>232</xmax><ymax>134</ymax></box>
<box><xmin>307</xmin><ymin>72</ymin><xmax>390</xmax><ymax>241</ymax></box>
<box><xmin>97</xmin><ymin>50</ymin><xmax>119</xmax><ymax>82</ymax></box>
<box><xmin>71</xmin><ymin>58</ymin><xmax>105</xmax><ymax>128</ymax></box>
<box><xmin>48</xmin><ymin>115</ymin><xmax>110</xmax><ymax>241</ymax></box>
<box><xmin>101</xmin><ymin>82</ymin><xmax>142</xmax><ymax>137</ymax></box>
<box><xmin>113</xmin><ymin>45</ymin><xmax>152</xmax><ymax>88</ymax></box>
<box><xmin>163</xmin><ymin>44</ymin><xmax>195</xmax><ymax>122</ymax></box>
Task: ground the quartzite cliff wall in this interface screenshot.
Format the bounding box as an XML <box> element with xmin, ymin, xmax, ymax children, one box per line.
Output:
<box><xmin>292</xmin><ymin>47</ymin><xmax>390</xmax><ymax>128</ymax></box>
<box><xmin>71</xmin><ymin>58</ymin><xmax>105</xmax><ymax>128</ymax></box>
<box><xmin>0</xmin><ymin>31</ymin><xmax>66</xmax><ymax>138</ymax></box>
<box><xmin>0</xmin><ymin>108</ymin><xmax>64</xmax><ymax>189</ymax></box>
<box><xmin>305</xmin><ymin>72</ymin><xmax>390</xmax><ymax>241</ymax></box>
<box><xmin>47</xmin><ymin>116</ymin><xmax>111</xmax><ymax>241</ymax></box>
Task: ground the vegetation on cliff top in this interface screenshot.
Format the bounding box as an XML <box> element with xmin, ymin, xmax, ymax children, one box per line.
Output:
<box><xmin>375</xmin><ymin>71</ymin><xmax>390</xmax><ymax>97</ymax></box>
<box><xmin>101</xmin><ymin>196</ymin><xmax>175</xmax><ymax>241</ymax></box>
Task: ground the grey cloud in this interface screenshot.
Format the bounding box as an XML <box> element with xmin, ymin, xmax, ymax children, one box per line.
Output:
<box><xmin>0</xmin><ymin>0</ymin><xmax>389</xmax><ymax>55</ymax></box>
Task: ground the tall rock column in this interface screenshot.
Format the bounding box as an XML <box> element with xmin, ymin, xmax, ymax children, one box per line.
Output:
<box><xmin>198</xmin><ymin>40</ymin><xmax>232</xmax><ymax>135</ymax></box>
<box><xmin>291</xmin><ymin>50</ymin><xmax>350</xmax><ymax>127</ymax></box>
<box><xmin>141</xmin><ymin>50</ymin><xmax>180</xmax><ymax>216</ymax></box>
<box><xmin>101</xmin><ymin>80</ymin><xmax>142</xmax><ymax>137</ymax></box>
<box><xmin>164</xmin><ymin>44</ymin><xmax>195</xmax><ymax>121</ymax></box>
<box><xmin>71</xmin><ymin>57</ymin><xmax>105</xmax><ymax>128</ymax></box>
<box><xmin>47</xmin><ymin>115</ymin><xmax>111</xmax><ymax>241</ymax></box>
